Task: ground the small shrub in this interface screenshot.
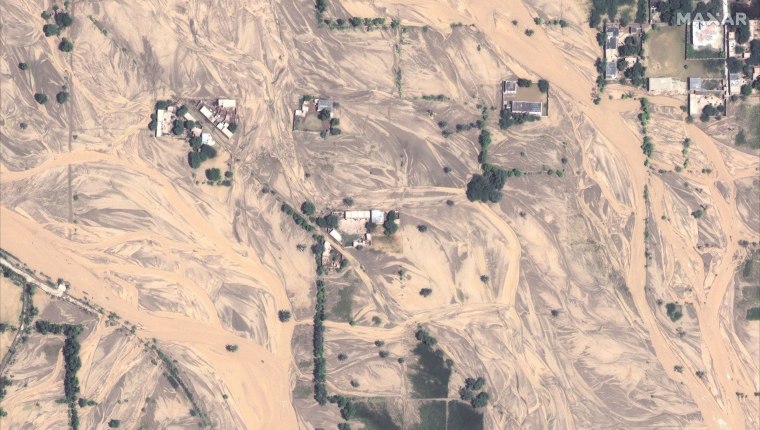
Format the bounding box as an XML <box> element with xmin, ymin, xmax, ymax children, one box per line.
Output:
<box><xmin>34</xmin><ymin>93</ymin><xmax>48</xmax><ymax>104</ymax></box>
<box><xmin>417</xmin><ymin>224</ymin><xmax>428</xmax><ymax>232</ymax></box>
<box><xmin>225</xmin><ymin>344</ymin><xmax>239</xmax><ymax>352</ymax></box>
<box><xmin>205</xmin><ymin>168</ymin><xmax>221</xmax><ymax>181</ymax></box>
<box><xmin>56</xmin><ymin>91</ymin><xmax>70</xmax><ymax>104</ymax></box>
<box><xmin>525</xmin><ymin>29</ymin><xmax>534</xmax><ymax>36</ymax></box>
<box><xmin>108</xmin><ymin>420</ymin><xmax>121</xmax><ymax>428</ymax></box>
<box><xmin>301</xmin><ymin>201</ymin><xmax>316</xmax><ymax>216</ymax></box>
<box><xmin>419</xmin><ymin>288</ymin><xmax>432</xmax><ymax>297</ymax></box>
<box><xmin>374</xmin><ymin>340</ymin><xmax>385</xmax><ymax>347</ymax></box>
<box><xmin>378</xmin><ymin>350</ymin><xmax>389</xmax><ymax>358</ymax></box>
<box><xmin>18</xmin><ymin>62</ymin><xmax>29</xmax><ymax>70</ymax></box>
<box><xmin>480</xmin><ymin>275</ymin><xmax>489</xmax><ymax>283</ymax></box>
<box><xmin>58</xmin><ymin>38</ymin><xmax>74</xmax><ymax>52</ymax></box>
<box><xmin>371</xmin><ymin>316</ymin><xmax>382</xmax><ymax>325</ymax></box>
<box><xmin>342</xmin><ymin>197</ymin><xmax>354</xmax><ymax>206</ymax></box>
<box><xmin>43</xmin><ymin>24</ymin><xmax>60</xmax><ymax>37</ymax></box>
<box><xmin>665</xmin><ymin>302</ymin><xmax>683</xmax><ymax>322</ymax></box>
<box><xmin>277</xmin><ymin>310</ymin><xmax>291</xmax><ymax>322</ymax></box>
<box><xmin>338</xmin><ymin>353</ymin><xmax>348</xmax><ymax>361</ymax></box>
<box><xmin>350</xmin><ymin>379</ymin><xmax>360</xmax><ymax>388</ymax></box>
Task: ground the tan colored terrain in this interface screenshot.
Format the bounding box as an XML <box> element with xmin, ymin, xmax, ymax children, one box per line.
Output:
<box><xmin>1</xmin><ymin>0</ymin><xmax>758</xmax><ymax>429</ymax></box>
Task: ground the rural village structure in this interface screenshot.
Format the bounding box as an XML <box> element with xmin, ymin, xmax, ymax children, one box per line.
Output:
<box><xmin>501</xmin><ymin>80</ymin><xmax>548</xmax><ymax>117</ymax></box>
<box><xmin>639</xmin><ymin>4</ymin><xmax>760</xmax><ymax>119</ymax></box>
<box><xmin>197</xmin><ymin>99</ymin><xmax>238</xmax><ymax>139</ymax></box>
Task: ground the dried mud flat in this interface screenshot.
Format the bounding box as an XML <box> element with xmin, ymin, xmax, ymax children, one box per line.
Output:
<box><xmin>1</xmin><ymin>0</ymin><xmax>759</xmax><ymax>429</ymax></box>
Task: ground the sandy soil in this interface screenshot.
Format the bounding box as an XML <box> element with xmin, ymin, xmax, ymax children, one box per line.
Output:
<box><xmin>1</xmin><ymin>0</ymin><xmax>759</xmax><ymax>429</ymax></box>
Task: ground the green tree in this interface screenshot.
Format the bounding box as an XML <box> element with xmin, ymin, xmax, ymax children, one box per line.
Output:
<box><xmin>225</xmin><ymin>344</ymin><xmax>238</xmax><ymax>352</ymax></box>
<box><xmin>417</xmin><ymin>224</ymin><xmax>427</xmax><ymax>232</ymax></box>
<box><xmin>34</xmin><ymin>93</ymin><xmax>48</xmax><ymax>104</ymax></box>
<box><xmin>189</xmin><ymin>136</ymin><xmax>202</xmax><ymax>149</ymax></box>
<box><xmin>205</xmin><ymin>168</ymin><xmax>222</xmax><ymax>181</ymax></box>
<box><xmin>18</xmin><ymin>62</ymin><xmax>29</xmax><ymax>70</ymax></box>
<box><xmin>188</xmin><ymin>152</ymin><xmax>201</xmax><ymax>169</ymax></box>
<box><xmin>227</xmin><ymin>123</ymin><xmax>237</xmax><ymax>133</ymax></box>
<box><xmin>342</xmin><ymin>197</ymin><xmax>354</xmax><ymax>206</ymax></box>
<box><xmin>471</xmin><ymin>391</ymin><xmax>490</xmax><ymax>408</ymax></box>
<box><xmin>199</xmin><ymin>143</ymin><xmax>217</xmax><ymax>159</ymax></box>
<box><xmin>740</xmin><ymin>84</ymin><xmax>752</xmax><ymax>96</ymax></box>
<box><xmin>108</xmin><ymin>419</ymin><xmax>121</xmax><ymax>428</ymax></box>
<box><xmin>43</xmin><ymin>24</ymin><xmax>61</xmax><ymax>37</ymax></box>
<box><xmin>419</xmin><ymin>288</ymin><xmax>432</xmax><ymax>297</ymax></box>
<box><xmin>56</xmin><ymin>91</ymin><xmax>70</xmax><ymax>104</ymax></box>
<box><xmin>278</xmin><ymin>310</ymin><xmax>291</xmax><ymax>322</ymax></box>
<box><xmin>176</xmin><ymin>105</ymin><xmax>188</xmax><ymax>116</ymax></box>
<box><xmin>538</xmin><ymin>79</ymin><xmax>549</xmax><ymax>93</ymax></box>
<box><xmin>301</xmin><ymin>201</ymin><xmax>316</xmax><ymax>216</ymax></box>
<box><xmin>41</xmin><ymin>11</ymin><xmax>52</xmax><ymax>20</ymax></box>
<box><xmin>55</xmin><ymin>12</ymin><xmax>73</xmax><ymax>28</ymax></box>
<box><xmin>58</xmin><ymin>38</ymin><xmax>74</xmax><ymax>52</ymax></box>
<box><xmin>383</xmin><ymin>211</ymin><xmax>398</xmax><ymax>236</ymax></box>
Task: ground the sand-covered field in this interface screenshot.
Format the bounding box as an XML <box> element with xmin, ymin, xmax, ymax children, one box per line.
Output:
<box><xmin>1</xmin><ymin>0</ymin><xmax>759</xmax><ymax>429</ymax></box>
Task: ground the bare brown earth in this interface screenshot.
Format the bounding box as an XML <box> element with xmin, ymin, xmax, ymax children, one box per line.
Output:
<box><xmin>1</xmin><ymin>0</ymin><xmax>759</xmax><ymax>429</ymax></box>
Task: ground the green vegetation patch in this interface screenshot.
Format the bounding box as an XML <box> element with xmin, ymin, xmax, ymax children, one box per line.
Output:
<box><xmin>411</xmin><ymin>401</ymin><xmax>446</xmax><ymax>430</ymax></box>
<box><xmin>330</xmin><ymin>285</ymin><xmax>355</xmax><ymax>322</ymax></box>
<box><xmin>409</xmin><ymin>342</ymin><xmax>451</xmax><ymax>398</ymax></box>
<box><xmin>734</xmin><ymin>104</ymin><xmax>760</xmax><ymax>149</ymax></box>
<box><xmin>747</xmin><ymin>307</ymin><xmax>760</xmax><ymax>321</ymax></box>
<box><xmin>742</xmin><ymin>251</ymin><xmax>760</xmax><ymax>281</ymax></box>
<box><xmin>446</xmin><ymin>400</ymin><xmax>484</xmax><ymax>430</ymax></box>
<box><xmin>353</xmin><ymin>400</ymin><xmax>402</xmax><ymax>430</ymax></box>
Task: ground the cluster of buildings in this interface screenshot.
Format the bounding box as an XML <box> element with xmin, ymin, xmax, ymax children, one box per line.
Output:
<box><xmin>293</xmin><ymin>97</ymin><xmax>338</xmax><ymax>133</ymax></box>
<box><xmin>154</xmin><ymin>104</ymin><xmax>178</xmax><ymax>138</ymax></box>
<box><xmin>155</xmin><ymin>103</ymin><xmax>217</xmax><ymax>146</ymax></box>
<box><xmin>320</xmin><ymin>241</ymin><xmax>344</xmax><ymax>271</ymax></box>
<box><xmin>197</xmin><ymin>99</ymin><xmax>238</xmax><ymax>139</ymax></box>
<box><xmin>598</xmin><ymin>4</ymin><xmax>760</xmax><ymax>118</ymax></box>
<box><xmin>327</xmin><ymin>209</ymin><xmax>399</xmax><ymax>248</ymax></box>
<box><xmin>500</xmin><ymin>80</ymin><xmax>547</xmax><ymax>116</ymax></box>
<box><xmin>603</xmin><ymin>23</ymin><xmax>644</xmax><ymax>81</ymax></box>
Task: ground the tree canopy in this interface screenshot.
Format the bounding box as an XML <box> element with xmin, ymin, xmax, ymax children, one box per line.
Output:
<box><xmin>56</xmin><ymin>91</ymin><xmax>70</xmax><ymax>104</ymax></box>
<box><xmin>58</xmin><ymin>38</ymin><xmax>74</xmax><ymax>52</ymax></box>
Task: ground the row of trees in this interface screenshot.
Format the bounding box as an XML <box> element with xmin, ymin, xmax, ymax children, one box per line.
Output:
<box><xmin>313</xmin><ymin>280</ymin><xmax>328</xmax><ymax>404</ymax></box>
<box><xmin>281</xmin><ymin>203</ymin><xmax>315</xmax><ymax>232</ymax></box>
<box><xmin>35</xmin><ymin>321</ymin><xmax>84</xmax><ymax>430</ymax></box>
<box><xmin>152</xmin><ymin>347</ymin><xmax>210</xmax><ymax>426</ymax></box>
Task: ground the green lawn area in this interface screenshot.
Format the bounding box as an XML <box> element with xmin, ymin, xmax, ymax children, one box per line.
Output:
<box><xmin>408</xmin><ymin>342</ymin><xmax>451</xmax><ymax>399</ymax></box>
<box><xmin>353</xmin><ymin>400</ymin><xmax>402</xmax><ymax>430</ymax></box>
<box><xmin>330</xmin><ymin>285</ymin><xmax>355</xmax><ymax>322</ymax></box>
<box><xmin>734</xmin><ymin>103</ymin><xmax>760</xmax><ymax>149</ymax></box>
<box><xmin>411</xmin><ymin>401</ymin><xmax>446</xmax><ymax>430</ymax></box>
<box><xmin>645</xmin><ymin>25</ymin><xmax>723</xmax><ymax>79</ymax></box>
<box><xmin>446</xmin><ymin>401</ymin><xmax>484</xmax><ymax>430</ymax></box>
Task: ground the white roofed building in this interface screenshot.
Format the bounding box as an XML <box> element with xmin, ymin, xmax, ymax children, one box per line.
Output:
<box><xmin>218</xmin><ymin>99</ymin><xmax>236</xmax><ymax>108</ymax></box>
<box><xmin>344</xmin><ymin>210</ymin><xmax>371</xmax><ymax>220</ymax></box>
<box><xmin>370</xmin><ymin>210</ymin><xmax>385</xmax><ymax>224</ymax></box>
